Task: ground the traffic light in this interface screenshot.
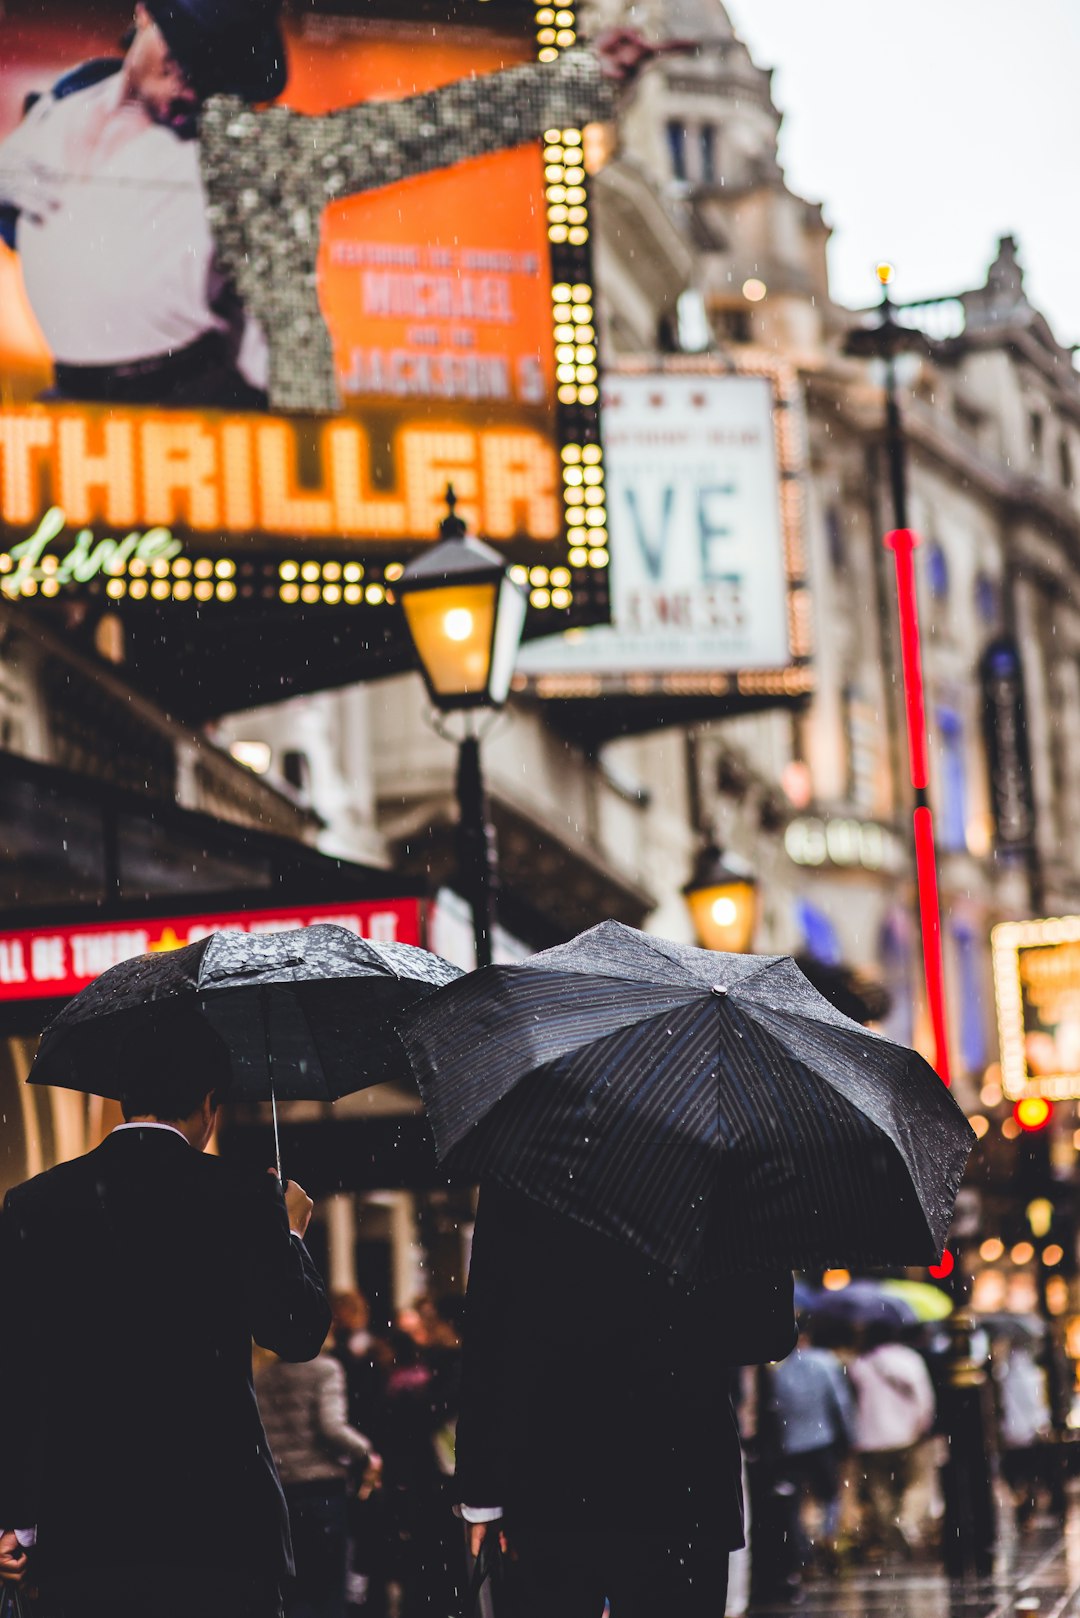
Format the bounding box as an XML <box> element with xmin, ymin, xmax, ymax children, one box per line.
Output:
<box><xmin>1014</xmin><ymin>1097</ymin><xmax>1053</xmax><ymax>1132</ymax></box>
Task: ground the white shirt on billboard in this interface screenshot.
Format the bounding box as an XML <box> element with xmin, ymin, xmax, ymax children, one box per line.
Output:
<box><xmin>0</xmin><ymin>70</ymin><xmax>267</xmax><ymax>380</ymax></box>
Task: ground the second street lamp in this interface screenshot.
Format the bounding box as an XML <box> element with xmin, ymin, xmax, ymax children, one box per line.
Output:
<box><xmin>683</xmin><ymin>845</ymin><xmax>759</xmax><ymax>955</ymax></box>
<box><xmin>399</xmin><ymin>488</ymin><xmax>527</xmax><ymax>969</ymax></box>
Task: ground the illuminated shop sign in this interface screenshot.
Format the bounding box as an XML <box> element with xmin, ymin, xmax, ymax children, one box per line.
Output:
<box><xmin>0</xmin><ymin>2</ymin><xmax>608</xmax><ymax>631</ymax></box>
<box><xmin>784</xmin><ymin>816</ymin><xmax>905</xmax><ymax>874</ymax></box>
<box><xmin>992</xmin><ymin>915</ymin><xmax>1080</xmax><ymax>1100</ymax></box>
<box><xmin>516</xmin><ymin>358</ymin><xmax>812</xmax><ymax>701</ymax></box>
<box><xmin>0</xmin><ymin>898</ymin><xmax>424</xmax><ymax>1004</ymax></box>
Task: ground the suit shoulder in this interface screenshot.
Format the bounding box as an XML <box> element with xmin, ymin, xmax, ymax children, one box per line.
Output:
<box><xmin>4</xmin><ymin>1147</ymin><xmax>103</xmax><ymax>1217</ymax></box>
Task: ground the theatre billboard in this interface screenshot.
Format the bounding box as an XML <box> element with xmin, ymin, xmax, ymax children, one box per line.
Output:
<box><xmin>993</xmin><ymin>916</ymin><xmax>1080</xmax><ymax>1102</ymax></box>
<box><xmin>0</xmin><ymin>0</ymin><xmax>608</xmax><ymax>714</ymax></box>
<box><xmin>515</xmin><ymin>359</ymin><xmax>812</xmax><ymax>715</ymax></box>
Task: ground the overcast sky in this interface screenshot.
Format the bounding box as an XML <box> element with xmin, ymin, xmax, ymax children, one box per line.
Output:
<box><xmin>723</xmin><ymin>0</ymin><xmax>1080</xmax><ymax>353</ymax></box>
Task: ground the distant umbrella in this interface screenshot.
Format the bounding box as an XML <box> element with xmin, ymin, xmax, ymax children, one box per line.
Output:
<box><xmin>399</xmin><ymin>920</ymin><xmax>975</xmax><ymax>1279</ymax></box>
<box><xmin>31</xmin><ymin>925</ymin><xmax>462</xmax><ymax>1173</ymax></box>
<box><xmin>797</xmin><ymin>1279</ymin><xmax>915</xmax><ymax>1331</ymax></box>
<box><xmin>879</xmin><ymin>1278</ymin><xmax>953</xmax><ymax>1322</ymax></box>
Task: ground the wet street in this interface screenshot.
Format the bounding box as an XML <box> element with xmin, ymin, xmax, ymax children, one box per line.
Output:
<box><xmin>751</xmin><ymin>1503</ymin><xmax>1080</xmax><ymax>1617</ymax></box>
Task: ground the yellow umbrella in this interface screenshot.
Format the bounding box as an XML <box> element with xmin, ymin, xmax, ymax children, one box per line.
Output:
<box><xmin>879</xmin><ymin>1279</ymin><xmax>953</xmax><ymax>1322</ymax></box>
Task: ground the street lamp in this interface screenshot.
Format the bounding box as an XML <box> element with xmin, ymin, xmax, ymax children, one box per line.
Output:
<box><xmin>399</xmin><ymin>488</ymin><xmax>527</xmax><ymax>969</ymax></box>
<box><xmin>683</xmin><ymin>845</ymin><xmax>758</xmax><ymax>954</ymax></box>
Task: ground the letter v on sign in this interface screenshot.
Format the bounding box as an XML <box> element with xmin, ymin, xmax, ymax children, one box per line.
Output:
<box><xmin>623</xmin><ymin>483</ymin><xmax>675</xmax><ymax>582</ymax></box>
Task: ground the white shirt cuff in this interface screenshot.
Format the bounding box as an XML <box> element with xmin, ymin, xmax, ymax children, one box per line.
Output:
<box><xmin>14</xmin><ymin>1528</ymin><xmax>37</xmax><ymax>1548</ymax></box>
<box><xmin>458</xmin><ymin>1505</ymin><xmax>503</xmax><ymax>1523</ymax></box>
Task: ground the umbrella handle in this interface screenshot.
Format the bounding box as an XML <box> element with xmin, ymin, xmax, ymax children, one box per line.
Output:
<box><xmin>260</xmin><ymin>985</ymin><xmax>283</xmax><ymax>1181</ymax></box>
<box><xmin>270</xmin><ymin>1074</ymin><xmax>282</xmax><ymax>1182</ymax></box>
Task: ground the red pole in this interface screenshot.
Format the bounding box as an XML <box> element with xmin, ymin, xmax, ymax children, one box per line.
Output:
<box><xmin>883</xmin><ymin>527</ymin><xmax>952</xmax><ymax>1085</ymax></box>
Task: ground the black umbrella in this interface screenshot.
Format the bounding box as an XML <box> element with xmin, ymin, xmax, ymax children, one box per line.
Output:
<box><xmin>399</xmin><ymin>920</ymin><xmax>974</xmax><ymax>1279</ymax></box>
<box><xmin>31</xmin><ymin>925</ymin><xmax>462</xmax><ymax>1173</ymax></box>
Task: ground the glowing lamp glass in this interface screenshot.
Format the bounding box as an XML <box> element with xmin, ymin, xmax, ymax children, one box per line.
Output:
<box><xmin>683</xmin><ymin>848</ymin><xmax>758</xmax><ymax>955</ymax></box>
<box><xmin>400</xmin><ymin>531</ymin><xmax>527</xmax><ymax>712</ymax></box>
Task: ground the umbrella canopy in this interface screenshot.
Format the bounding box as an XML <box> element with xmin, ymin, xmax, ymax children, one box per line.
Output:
<box><xmin>879</xmin><ymin>1278</ymin><xmax>953</xmax><ymax>1322</ymax></box>
<box><xmin>399</xmin><ymin>920</ymin><xmax>975</xmax><ymax>1279</ymax></box>
<box><xmin>797</xmin><ymin>1279</ymin><xmax>916</xmax><ymax>1331</ymax></box>
<box><xmin>976</xmin><ymin>1312</ymin><xmax>1044</xmax><ymax>1344</ymax></box>
<box><xmin>31</xmin><ymin>925</ymin><xmax>462</xmax><ymax>1103</ymax></box>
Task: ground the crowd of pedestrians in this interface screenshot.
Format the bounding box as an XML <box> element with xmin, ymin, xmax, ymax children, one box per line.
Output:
<box><xmin>253</xmin><ymin>1277</ymin><xmax>1062</xmax><ymax>1618</ymax></box>
<box><xmin>256</xmin><ymin>1287</ymin><xmax>467</xmax><ymax>1618</ymax></box>
<box><xmin>743</xmin><ymin>1310</ymin><xmax>1057</xmax><ymax>1611</ymax></box>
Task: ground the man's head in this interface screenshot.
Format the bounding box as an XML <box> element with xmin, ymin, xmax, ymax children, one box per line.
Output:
<box><xmin>123</xmin><ymin>0</ymin><xmax>287</xmax><ymax>134</ymax></box>
<box><xmin>118</xmin><ymin>1006</ymin><xmax>233</xmax><ymax>1149</ymax></box>
<box><xmin>124</xmin><ymin>4</ymin><xmax>200</xmax><ymax>134</ymax></box>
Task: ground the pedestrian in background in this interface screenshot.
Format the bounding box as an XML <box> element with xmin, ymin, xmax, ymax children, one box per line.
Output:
<box><xmin>850</xmin><ymin>1321</ymin><xmax>936</xmax><ymax>1557</ymax></box>
<box><xmin>993</xmin><ymin>1334</ymin><xmax>1052</xmax><ymax>1532</ymax></box>
<box><xmin>330</xmin><ymin>1290</ymin><xmax>391</xmax><ymax>1617</ymax></box>
<box><xmin>770</xmin><ymin>1320</ymin><xmax>856</xmax><ymax>1573</ymax></box>
<box><xmin>257</xmin><ymin>1341</ymin><xmax>379</xmax><ymax>1618</ymax></box>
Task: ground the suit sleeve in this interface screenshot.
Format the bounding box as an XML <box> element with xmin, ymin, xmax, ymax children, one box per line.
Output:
<box><xmin>239</xmin><ymin>1175</ymin><xmax>331</xmax><ymax>1362</ymax></box>
<box><xmin>454</xmin><ymin>1188</ymin><xmax>524</xmax><ymax>1508</ymax></box>
<box><xmin>0</xmin><ymin>1190</ymin><xmax>44</xmax><ymax>1527</ymax></box>
<box><xmin>715</xmin><ymin>1271</ymin><xmax>798</xmax><ymax>1366</ymax></box>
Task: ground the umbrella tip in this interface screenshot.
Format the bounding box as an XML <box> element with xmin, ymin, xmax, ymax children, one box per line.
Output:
<box><xmin>710</xmin><ymin>984</ymin><xmax>729</xmax><ymax>997</ymax></box>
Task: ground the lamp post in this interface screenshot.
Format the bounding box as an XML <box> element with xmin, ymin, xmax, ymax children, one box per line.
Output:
<box><xmin>682</xmin><ymin>845</ymin><xmax>759</xmax><ymax>955</ymax></box>
<box><xmin>399</xmin><ymin>488</ymin><xmax>527</xmax><ymax>970</ymax></box>
<box><xmin>846</xmin><ymin>265</ymin><xmax>952</xmax><ymax>1086</ymax></box>
<box><xmin>848</xmin><ymin>271</ymin><xmax>996</xmax><ymax>1578</ymax></box>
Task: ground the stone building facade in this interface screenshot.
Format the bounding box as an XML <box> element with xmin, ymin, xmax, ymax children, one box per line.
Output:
<box><xmin>208</xmin><ymin>0</ymin><xmax>1080</xmax><ymax>1292</ymax></box>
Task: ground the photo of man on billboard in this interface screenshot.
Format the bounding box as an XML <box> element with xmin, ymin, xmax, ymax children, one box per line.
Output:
<box><xmin>0</xmin><ymin>0</ymin><xmax>285</xmax><ymax>409</ymax></box>
<box><xmin>0</xmin><ymin>1</ymin><xmax>658</xmax><ymax>416</ymax></box>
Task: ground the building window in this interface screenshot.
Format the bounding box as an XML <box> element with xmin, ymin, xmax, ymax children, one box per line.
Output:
<box><xmin>936</xmin><ymin>705</ymin><xmax>968</xmax><ymax>852</ymax></box>
<box><xmin>843</xmin><ymin>685</ymin><xmax>880</xmax><ymax>815</ymax></box>
<box><xmin>974</xmin><ymin>571</ymin><xmax>1001</xmax><ymax>628</ymax></box>
<box><xmin>825</xmin><ymin>506</ymin><xmax>846</xmax><ymax>571</ymax></box>
<box><xmin>699</xmin><ymin>124</ymin><xmax>718</xmax><ymax>183</ymax></box>
<box><xmin>796</xmin><ymin>899</ymin><xmax>842</xmax><ymax>966</ymax></box>
<box><xmin>1029</xmin><ymin>411</ymin><xmax>1044</xmax><ymax>463</ymax></box>
<box><xmin>952</xmin><ymin>921</ymin><xmax>988</xmax><ymax>1075</ymax></box>
<box><xmin>666</xmin><ymin>121</ymin><xmax>687</xmax><ymax>181</ymax></box>
<box><xmin>1061</xmin><ymin>437</ymin><xmax>1075</xmax><ymax>492</ymax></box>
<box><xmin>879</xmin><ymin>909</ymin><xmax>915</xmax><ymax>1047</ymax></box>
<box><xmin>926</xmin><ymin>541</ymin><xmax>950</xmax><ymax>601</ymax></box>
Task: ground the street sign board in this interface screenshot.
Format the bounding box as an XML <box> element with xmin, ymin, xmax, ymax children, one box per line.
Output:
<box><xmin>993</xmin><ymin>915</ymin><xmax>1080</xmax><ymax>1100</ymax></box>
<box><xmin>0</xmin><ymin>897</ymin><xmax>424</xmax><ymax>1003</ymax></box>
<box><xmin>515</xmin><ymin>358</ymin><xmax>812</xmax><ymax>703</ymax></box>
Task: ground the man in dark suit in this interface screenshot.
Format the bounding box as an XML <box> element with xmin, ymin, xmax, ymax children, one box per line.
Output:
<box><xmin>0</xmin><ymin>1010</ymin><xmax>330</xmax><ymax>1618</ymax></box>
<box><xmin>457</xmin><ymin>1183</ymin><xmax>796</xmax><ymax>1618</ymax></box>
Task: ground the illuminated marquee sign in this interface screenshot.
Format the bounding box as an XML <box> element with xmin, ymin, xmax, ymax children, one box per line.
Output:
<box><xmin>0</xmin><ymin>898</ymin><xmax>424</xmax><ymax>1004</ymax></box>
<box><xmin>992</xmin><ymin>915</ymin><xmax>1080</xmax><ymax>1100</ymax></box>
<box><xmin>0</xmin><ymin>2</ymin><xmax>609</xmax><ymax>637</ymax></box>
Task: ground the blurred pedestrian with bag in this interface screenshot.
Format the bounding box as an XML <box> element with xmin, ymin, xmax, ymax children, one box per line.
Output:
<box><xmin>258</xmin><ymin>1342</ymin><xmax>381</xmax><ymax>1618</ymax></box>
<box><xmin>770</xmin><ymin>1321</ymin><xmax>856</xmax><ymax>1572</ymax></box>
<box><xmin>850</xmin><ymin>1321</ymin><xmax>936</xmax><ymax>1557</ymax></box>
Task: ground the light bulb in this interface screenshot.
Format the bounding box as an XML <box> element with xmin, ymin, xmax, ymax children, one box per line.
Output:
<box><xmin>443</xmin><ymin>608</ymin><xmax>474</xmax><ymax>642</ymax></box>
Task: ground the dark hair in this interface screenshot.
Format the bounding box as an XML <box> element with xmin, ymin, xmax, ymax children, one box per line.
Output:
<box><xmin>436</xmin><ymin>1293</ymin><xmax>467</xmax><ymax>1336</ymax></box>
<box><xmin>118</xmin><ymin>1008</ymin><xmax>232</xmax><ymax>1120</ymax></box>
<box><xmin>862</xmin><ymin>1318</ymin><xmax>901</xmax><ymax>1352</ymax></box>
